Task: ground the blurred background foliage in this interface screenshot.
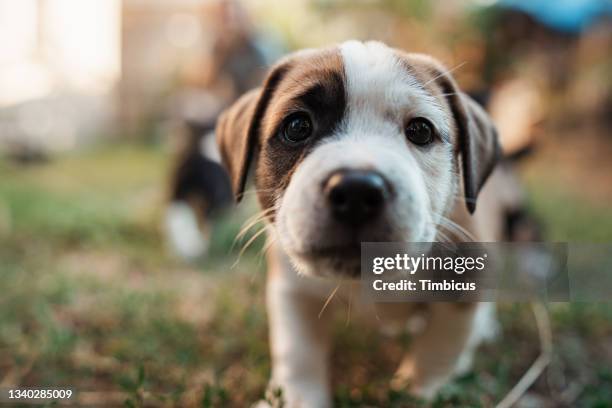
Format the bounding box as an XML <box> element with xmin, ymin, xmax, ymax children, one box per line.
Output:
<box><xmin>1</xmin><ymin>0</ymin><xmax>611</xmax><ymax>406</ymax></box>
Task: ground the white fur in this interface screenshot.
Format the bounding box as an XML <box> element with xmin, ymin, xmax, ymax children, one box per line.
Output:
<box><xmin>339</xmin><ymin>41</ymin><xmax>455</xmax><ymax>225</ymax></box>
<box><xmin>199</xmin><ymin>131</ymin><xmax>222</xmax><ymax>163</ymax></box>
<box><xmin>164</xmin><ymin>201</ymin><xmax>209</xmax><ymax>260</ymax></box>
<box><xmin>339</xmin><ymin>41</ymin><xmax>450</xmax><ymax>138</ymax></box>
<box><xmin>275</xmin><ymin>41</ymin><xmax>455</xmax><ymax>276</ymax></box>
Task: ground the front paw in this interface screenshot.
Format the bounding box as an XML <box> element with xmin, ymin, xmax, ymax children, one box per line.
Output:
<box><xmin>391</xmin><ymin>367</ymin><xmax>445</xmax><ymax>401</ymax></box>
<box><xmin>391</xmin><ymin>380</ymin><xmax>444</xmax><ymax>401</ymax></box>
<box><xmin>251</xmin><ymin>387</ymin><xmax>285</xmax><ymax>408</ymax></box>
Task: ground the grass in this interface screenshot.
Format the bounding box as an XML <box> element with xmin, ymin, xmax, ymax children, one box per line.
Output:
<box><xmin>0</xmin><ymin>143</ymin><xmax>611</xmax><ymax>407</ymax></box>
<box><xmin>525</xmin><ymin>180</ymin><xmax>612</xmax><ymax>242</ymax></box>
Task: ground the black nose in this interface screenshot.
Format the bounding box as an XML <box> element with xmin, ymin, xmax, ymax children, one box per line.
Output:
<box><xmin>324</xmin><ymin>170</ymin><xmax>389</xmax><ymax>226</ymax></box>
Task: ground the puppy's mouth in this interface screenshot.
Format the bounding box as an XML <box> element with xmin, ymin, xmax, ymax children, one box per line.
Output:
<box><xmin>301</xmin><ymin>243</ymin><xmax>362</xmax><ymax>259</ymax></box>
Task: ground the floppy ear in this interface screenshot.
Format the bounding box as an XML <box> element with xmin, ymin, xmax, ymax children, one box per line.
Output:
<box><xmin>437</xmin><ymin>75</ymin><xmax>501</xmax><ymax>213</ymax></box>
<box><xmin>215</xmin><ymin>62</ymin><xmax>291</xmax><ymax>201</ymax></box>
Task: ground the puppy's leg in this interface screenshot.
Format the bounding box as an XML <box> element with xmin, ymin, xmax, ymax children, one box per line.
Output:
<box><xmin>392</xmin><ymin>303</ymin><xmax>478</xmax><ymax>399</ymax></box>
<box><xmin>455</xmin><ymin>302</ymin><xmax>498</xmax><ymax>376</ymax></box>
<box><xmin>265</xmin><ymin>249</ymin><xmax>333</xmax><ymax>407</ymax></box>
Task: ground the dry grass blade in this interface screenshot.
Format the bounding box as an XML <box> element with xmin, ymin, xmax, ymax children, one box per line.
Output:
<box><xmin>318</xmin><ymin>283</ymin><xmax>340</xmax><ymax>319</ymax></box>
<box><xmin>0</xmin><ymin>354</ymin><xmax>37</xmax><ymax>386</ymax></box>
<box><xmin>345</xmin><ymin>284</ymin><xmax>353</xmax><ymax>326</ymax></box>
<box><xmin>495</xmin><ymin>302</ymin><xmax>552</xmax><ymax>408</ymax></box>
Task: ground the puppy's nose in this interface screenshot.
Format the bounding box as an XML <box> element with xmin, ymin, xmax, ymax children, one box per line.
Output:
<box><xmin>324</xmin><ymin>170</ymin><xmax>389</xmax><ymax>226</ymax></box>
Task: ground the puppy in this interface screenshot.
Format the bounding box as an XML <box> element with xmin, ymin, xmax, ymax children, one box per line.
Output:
<box><xmin>216</xmin><ymin>41</ymin><xmax>509</xmax><ymax>406</ymax></box>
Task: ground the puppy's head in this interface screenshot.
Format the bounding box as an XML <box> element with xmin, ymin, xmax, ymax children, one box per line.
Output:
<box><xmin>217</xmin><ymin>41</ymin><xmax>500</xmax><ymax>277</ymax></box>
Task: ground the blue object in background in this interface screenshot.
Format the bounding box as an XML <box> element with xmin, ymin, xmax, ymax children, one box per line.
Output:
<box><xmin>497</xmin><ymin>0</ymin><xmax>612</xmax><ymax>33</ymax></box>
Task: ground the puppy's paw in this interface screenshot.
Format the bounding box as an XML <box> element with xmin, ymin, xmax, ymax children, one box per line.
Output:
<box><xmin>391</xmin><ymin>376</ymin><xmax>444</xmax><ymax>401</ymax></box>
<box><xmin>391</xmin><ymin>360</ymin><xmax>447</xmax><ymax>401</ymax></box>
<box><xmin>474</xmin><ymin>302</ymin><xmax>500</xmax><ymax>343</ymax></box>
<box><xmin>252</xmin><ymin>386</ymin><xmax>285</xmax><ymax>408</ymax></box>
<box><xmin>454</xmin><ymin>349</ymin><xmax>475</xmax><ymax>376</ymax></box>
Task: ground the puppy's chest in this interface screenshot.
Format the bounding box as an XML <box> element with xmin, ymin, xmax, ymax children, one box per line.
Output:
<box><xmin>332</xmin><ymin>283</ymin><xmax>424</xmax><ymax>326</ymax></box>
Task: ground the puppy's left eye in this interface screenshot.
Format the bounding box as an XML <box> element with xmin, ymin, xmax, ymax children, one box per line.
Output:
<box><xmin>405</xmin><ymin>118</ymin><xmax>434</xmax><ymax>146</ymax></box>
<box><xmin>282</xmin><ymin>113</ymin><xmax>313</xmax><ymax>144</ymax></box>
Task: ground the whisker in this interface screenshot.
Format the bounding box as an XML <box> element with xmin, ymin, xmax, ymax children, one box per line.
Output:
<box><xmin>253</xmin><ymin>236</ymin><xmax>277</xmax><ymax>282</ymax></box>
<box><xmin>438</xmin><ymin>214</ymin><xmax>477</xmax><ymax>242</ymax></box>
<box><xmin>241</xmin><ymin>224</ymin><xmax>270</xmax><ymax>253</ymax></box>
<box><xmin>234</xmin><ymin>208</ymin><xmax>274</xmax><ymax>246</ymax></box>
<box><xmin>239</xmin><ymin>188</ymin><xmax>277</xmax><ymax>197</ymax></box>
<box><xmin>423</xmin><ymin>61</ymin><xmax>467</xmax><ymax>86</ymax></box>
<box><xmin>261</xmin><ymin>236</ymin><xmax>276</xmax><ymax>255</ymax></box>
<box><xmin>435</xmin><ymin>229</ymin><xmax>453</xmax><ymax>244</ymax></box>
<box><xmin>436</xmin><ymin>223</ymin><xmax>462</xmax><ymax>242</ymax></box>
<box><xmin>428</xmin><ymin>208</ymin><xmax>477</xmax><ymax>243</ymax></box>
<box><xmin>241</xmin><ymin>206</ymin><xmax>275</xmax><ymax>226</ymax></box>
<box><xmin>232</xmin><ymin>224</ymin><xmax>270</xmax><ymax>269</ymax></box>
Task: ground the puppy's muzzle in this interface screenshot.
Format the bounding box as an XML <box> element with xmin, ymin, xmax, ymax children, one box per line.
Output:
<box><xmin>324</xmin><ymin>169</ymin><xmax>390</xmax><ymax>227</ymax></box>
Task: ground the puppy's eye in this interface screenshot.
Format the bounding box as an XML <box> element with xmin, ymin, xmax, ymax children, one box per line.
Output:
<box><xmin>282</xmin><ymin>113</ymin><xmax>313</xmax><ymax>144</ymax></box>
<box><xmin>405</xmin><ymin>118</ymin><xmax>434</xmax><ymax>146</ymax></box>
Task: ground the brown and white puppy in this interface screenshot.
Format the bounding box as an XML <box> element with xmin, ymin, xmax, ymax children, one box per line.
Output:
<box><xmin>217</xmin><ymin>41</ymin><xmax>507</xmax><ymax>407</ymax></box>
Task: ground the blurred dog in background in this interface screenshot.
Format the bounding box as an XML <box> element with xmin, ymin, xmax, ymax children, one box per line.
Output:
<box><xmin>164</xmin><ymin>0</ymin><xmax>283</xmax><ymax>260</ymax></box>
<box><xmin>165</xmin><ymin>108</ymin><xmax>233</xmax><ymax>260</ymax></box>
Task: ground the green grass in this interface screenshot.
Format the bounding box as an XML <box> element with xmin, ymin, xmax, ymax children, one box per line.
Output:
<box><xmin>0</xmin><ymin>144</ymin><xmax>611</xmax><ymax>407</ymax></box>
<box><xmin>525</xmin><ymin>180</ymin><xmax>612</xmax><ymax>242</ymax></box>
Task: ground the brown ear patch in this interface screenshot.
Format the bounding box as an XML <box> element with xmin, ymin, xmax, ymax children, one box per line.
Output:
<box><xmin>256</xmin><ymin>51</ymin><xmax>346</xmax><ymax>215</ymax></box>
<box><xmin>216</xmin><ymin>47</ymin><xmax>346</xmax><ymax>217</ymax></box>
<box><xmin>215</xmin><ymin>89</ymin><xmax>259</xmax><ymax>200</ymax></box>
<box><xmin>215</xmin><ymin>62</ymin><xmax>293</xmax><ymax>201</ymax></box>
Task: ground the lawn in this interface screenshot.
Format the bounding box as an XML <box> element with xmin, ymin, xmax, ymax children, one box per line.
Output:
<box><xmin>0</xmin><ymin>143</ymin><xmax>611</xmax><ymax>407</ymax></box>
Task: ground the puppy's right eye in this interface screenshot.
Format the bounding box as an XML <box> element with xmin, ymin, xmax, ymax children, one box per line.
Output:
<box><xmin>281</xmin><ymin>113</ymin><xmax>313</xmax><ymax>144</ymax></box>
<box><xmin>405</xmin><ymin>117</ymin><xmax>434</xmax><ymax>146</ymax></box>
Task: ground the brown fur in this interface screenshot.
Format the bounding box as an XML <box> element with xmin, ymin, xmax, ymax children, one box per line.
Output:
<box><xmin>217</xmin><ymin>48</ymin><xmax>346</xmax><ymax>219</ymax></box>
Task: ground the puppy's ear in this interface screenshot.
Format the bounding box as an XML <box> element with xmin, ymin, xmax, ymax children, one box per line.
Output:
<box><xmin>215</xmin><ymin>89</ymin><xmax>261</xmax><ymax>201</ymax></box>
<box><xmin>215</xmin><ymin>62</ymin><xmax>291</xmax><ymax>201</ymax></box>
<box><xmin>437</xmin><ymin>74</ymin><xmax>501</xmax><ymax>213</ymax></box>
<box><xmin>454</xmin><ymin>93</ymin><xmax>501</xmax><ymax>213</ymax></box>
